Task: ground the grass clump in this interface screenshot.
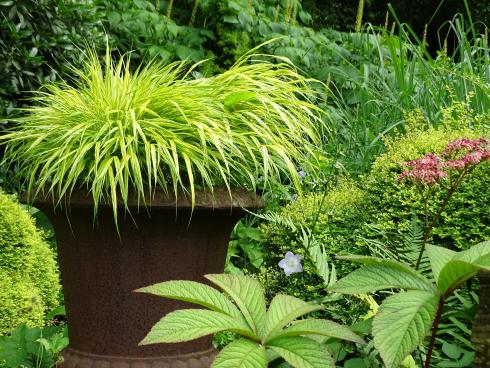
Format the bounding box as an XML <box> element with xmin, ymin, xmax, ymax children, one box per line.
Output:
<box><xmin>1</xmin><ymin>47</ymin><xmax>323</xmax><ymax>225</ymax></box>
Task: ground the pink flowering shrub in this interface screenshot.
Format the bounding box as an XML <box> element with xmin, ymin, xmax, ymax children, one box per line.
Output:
<box><xmin>398</xmin><ymin>138</ymin><xmax>490</xmax><ymax>186</ymax></box>
<box><xmin>397</xmin><ymin>137</ymin><xmax>489</xmax><ymax>268</ymax></box>
<box><xmin>364</xmin><ymin>127</ymin><xmax>489</xmax><ymax>250</ymax></box>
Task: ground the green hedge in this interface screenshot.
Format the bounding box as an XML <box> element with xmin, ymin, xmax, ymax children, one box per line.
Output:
<box><xmin>0</xmin><ymin>192</ymin><xmax>60</xmax><ymax>334</ymax></box>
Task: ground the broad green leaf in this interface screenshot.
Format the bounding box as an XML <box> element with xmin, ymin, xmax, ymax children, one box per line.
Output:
<box><xmin>263</xmin><ymin>294</ymin><xmax>323</xmax><ymax>342</ymax></box>
<box><xmin>205</xmin><ymin>274</ymin><xmax>266</xmax><ymax>337</ymax></box>
<box><xmin>0</xmin><ymin>336</ymin><xmax>26</xmax><ymax>367</ymax></box>
<box><xmin>271</xmin><ymin>319</ymin><xmax>365</xmax><ymax>345</ymax></box>
<box><xmin>212</xmin><ymin>338</ymin><xmax>266</xmax><ymax>368</ymax></box>
<box><xmin>455</xmin><ymin>240</ymin><xmax>490</xmax><ymax>269</ymax></box>
<box><xmin>136</xmin><ymin>280</ymin><xmax>243</xmax><ymax>320</ymax></box>
<box><xmin>373</xmin><ymin>290</ymin><xmax>439</xmax><ymax>368</ymax></box>
<box><xmin>431</xmin><ymin>242</ymin><xmax>490</xmax><ymax>293</ymax></box>
<box><xmin>426</xmin><ymin>245</ymin><xmax>456</xmax><ymax>281</ymax></box>
<box><xmin>441</xmin><ymin>342</ymin><xmax>463</xmax><ymax>359</ymax></box>
<box><xmin>437</xmin><ymin>261</ymin><xmax>479</xmax><ymax>294</ymax></box>
<box><xmin>344</xmin><ymin>358</ymin><xmax>367</xmax><ymax>368</ymax></box>
<box><xmin>268</xmin><ymin>336</ymin><xmax>335</xmax><ymax>368</ymax></box>
<box><xmin>140</xmin><ymin>309</ymin><xmax>254</xmax><ymax>344</ymax></box>
<box><xmin>330</xmin><ymin>257</ymin><xmax>434</xmax><ymax>294</ymax></box>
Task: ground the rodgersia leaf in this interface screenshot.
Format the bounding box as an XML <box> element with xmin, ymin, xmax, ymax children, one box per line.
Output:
<box><xmin>453</xmin><ymin>240</ymin><xmax>490</xmax><ymax>269</ymax></box>
<box><xmin>263</xmin><ymin>294</ymin><xmax>323</xmax><ymax>342</ymax></box>
<box><xmin>426</xmin><ymin>245</ymin><xmax>456</xmax><ymax>281</ymax></box>
<box><xmin>212</xmin><ymin>338</ymin><xmax>266</xmax><ymax>368</ymax></box>
<box><xmin>431</xmin><ymin>242</ymin><xmax>490</xmax><ymax>293</ymax></box>
<box><xmin>136</xmin><ymin>280</ymin><xmax>243</xmax><ymax>320</ymax></box>
<box><xmin>330</xmin><ymin>256</ymin><xmax>434</xmax><ymax>294</ymax></box>
<box><xmin>268</xmin><ymin>336</ymin><xmax>335</xmax><ymax>368</ymax></box>
<box><xmin>205</xmin><ymin>274</ymin><xmax>266</xmax><ymax>337</ymax></box>
<box><xmin>272</xmin><ymin>319</ymin><xmax>365</xmax><ymax>345</ymax></box>
<box><xmin>140</xmin><ymin>309</ymin><xmax>254</xmax><ymax>344</ymax></box>
<box><xmin>373</xmin><ymin>290</ymin><xmax>439</xmax><ymax>368</ymax></box>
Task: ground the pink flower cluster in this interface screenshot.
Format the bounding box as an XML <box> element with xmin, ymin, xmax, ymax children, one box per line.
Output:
<box><xmin>399</xmin><ymin>153</ymin><xmax>447</xmax><ymax>185</ymax></box>
<box><xmin>398</xmin><ymin>137</ymin><xmax>489</xmax><ymax>186</ymax></box>
<box><xmin>441</xmin><ymin>137</ymin><xmax>490</xmax><ymax>168</ymax></box>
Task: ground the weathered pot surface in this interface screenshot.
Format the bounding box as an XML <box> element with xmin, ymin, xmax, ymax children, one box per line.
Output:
<box><xmin>26</xmin><ymin>188</ymin><xmax>263</xmax><ymax>368</ymax></box>
<box><xmin>472</xmin><ymin>271</ymin><xmax>490</xmax><ymax>367</ymax></box>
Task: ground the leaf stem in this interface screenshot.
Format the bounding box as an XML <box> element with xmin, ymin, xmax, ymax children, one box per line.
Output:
<box><xmin>415</xmin><ymin>167</ymin><xmax>470</xmax><ymax>270</ymax></box>
<box><xmin>424</xmin><ymin>297</ymin><xmax>445</xmax><ymax>368</ymax></box>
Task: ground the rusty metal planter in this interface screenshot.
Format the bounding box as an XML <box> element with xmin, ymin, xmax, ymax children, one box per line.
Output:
<box><xmin>30</xmin><ymin>188</ymin><xmax>263</xmax><ymax>368</ymax></box>
<box><xmin>472</xmin><ymin>271</ymin><xmax>490</xmax><ymax>367</ymax></box>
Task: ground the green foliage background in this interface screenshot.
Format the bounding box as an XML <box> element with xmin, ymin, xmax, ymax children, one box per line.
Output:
<box><xmin>0</xmin><ymin>192</ymin><xmax>60</xmax><ymax>334</ymax></box>
<box><xmin>259</xmin><ymin>180</ymin><xmax>370</xmax><ymax>323</ymax></box>
<box><xmin>0</xmin><ymin>0</ymin><xmax>104</xmax><ymax>122</ymax></box>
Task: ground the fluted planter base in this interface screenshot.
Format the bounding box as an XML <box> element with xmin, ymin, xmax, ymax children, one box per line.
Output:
<box><xmin>60</xmin><ymin>347</ymin><xmax>217</xmax><ymax>368</ymax></box>
<box><xmin>472</xmin><ymin>271</ymin><xmax>490</xmax><ymax>367</ymax></box>
<box><xmin>29</xmin><ymin>188</ymin><xmax>262</xmax><ymax>368</ymax></box>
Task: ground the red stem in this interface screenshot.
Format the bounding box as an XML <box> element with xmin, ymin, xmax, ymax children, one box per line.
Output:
<box><xmin>424</xmin><ymin>297</ymin><xmax>445</xmax><ymax>368</ymax></box>
<box><xmin>415</xmin><ymin>168</ymin><xmax>470</xmax><ymax>270</ymax></box>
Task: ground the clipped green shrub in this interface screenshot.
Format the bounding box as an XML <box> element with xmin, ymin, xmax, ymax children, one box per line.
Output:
<box><xmin>259</xmin><ymin>180</ymin><xmax>370</xmax><ymax>322</ymax></box>
<box><xmin>364</xmin><ymin>113</ymin><xmax>490</xmax><ymax>250</ymax></box>
<box><xmin>0</xmin><ymin>192</ymin><xmax>60</xmax><ymax>334</ymax></box>
<box><xmin>0</xmin><ymin>271</ymin><xmax>44</xmax><ymax>334</ymax></box>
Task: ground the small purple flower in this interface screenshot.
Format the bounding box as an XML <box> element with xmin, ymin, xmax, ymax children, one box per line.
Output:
<box><xmin>278</xmin><ymin>252</ymin><xmax>303</xmax><ymax>276</ymax></box>
<box><xmin>298</xmin><ymin>170</ymin><xmax>307</xmax><ymax>178</ymax></box>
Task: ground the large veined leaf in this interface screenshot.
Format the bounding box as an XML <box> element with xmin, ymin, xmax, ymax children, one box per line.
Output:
<box><xmin>454</xmin><ymin>241</ymin><xmax>490</xmax><ymax>269</ymax></box>
<box><xmin>263</xmin><ymin>294</ymin><xmax>323</xmax><ymax>342</ymax></box>
<box><xmin>271</xmin><ymin>319</ymin><xmax>365</xmax><ymax>345</ymax></box>
<box><xmin>426</xmin><ymin>245</ymin><xmax>456</xmax><ymax>281</ymax></box>
<box><xmin>437</xmin><ymin>261</ymin><xmax>480</xmax><ymax>294</ymax></box>
<box><xmin>330</xmin><ymin>256</ymin><xmax>434</xmax><ymax>294</ymax></box>
<box><xmin>205</xmin><ymin>274</ymin><xmax>266</xmax><ymax>337</ymax></box>
<box><xmin>140</xmin><ymin>309</ymin><xmax>254</xmax><ymax>344</ymax></box>
<box><xmin>373</xmin><ymin>290</ymin><xmax>439</xmax><ymax>368</ymax></box>
<box><xmin>212</xmin><ymin>338</ymin><xmax>266</xmax><ymax>368</ymax></box>
<box><xmin>435</xmin><ymin>241</ymin><xmax>490</xmax><ymax>293</ymax></box>
<box><xmin>268</xmin><ymin>336</ymin><xmax>335</xmax><ymax>368</ymax></box>
<box><xmin>136</xmin><ymin>280</ymin><xmax>243</xmax><ymax>320</ymax></box>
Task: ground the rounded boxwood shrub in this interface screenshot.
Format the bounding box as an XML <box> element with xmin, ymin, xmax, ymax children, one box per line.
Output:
<box><xmin>0</xmin><ymin>191</ymin><xmax>60</xmax><ymax>334</ymax></box>
<box><xmin>363</xmin><ymin>122</ymin><xmax>490</xmax><ymax>250</ymax></box>
<box><xmin>258</xmin><ymin>180</ymin><xmax>370</xmax><ymax>322</ymax></box>
<box><xmin>0</xmin><ymin>270</ymin><xmax>45</xmax><ymax>333</ymax></box>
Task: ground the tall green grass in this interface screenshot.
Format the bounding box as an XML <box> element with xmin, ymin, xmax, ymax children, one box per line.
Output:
<box><xmin>0</xmin><ymin>47</ymin><xmax>323</xmax><ymax>226</ymax></box>
<box><xmin>324</xmin><ymin>10</ymin><xmax>490</xmax><ymax>174</ymax></box>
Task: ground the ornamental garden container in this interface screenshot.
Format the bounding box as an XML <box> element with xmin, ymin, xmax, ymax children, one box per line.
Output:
<box><xmin>1</xmin><ymin>48</ymin><xmax>322</xmax><ymax>367</ymax></box>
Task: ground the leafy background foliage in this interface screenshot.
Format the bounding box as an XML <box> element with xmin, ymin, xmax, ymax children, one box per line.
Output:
<box><xmin>0</xmin><ymin>0</ymin><xmax>104</xmax><ymax>122</ymax></box>
<box><xmin>257</xmin><ymin>180</ymin><xmax>370</xmax><ymax>323</ymax></box>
